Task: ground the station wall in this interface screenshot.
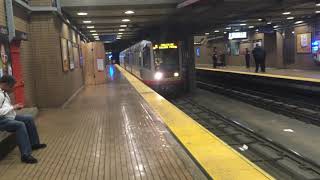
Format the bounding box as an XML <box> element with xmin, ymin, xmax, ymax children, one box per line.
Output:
<box><xmin>0</xmin><ymin>0</ymin><xmax>5</xmax><ymax>26</ymax></box>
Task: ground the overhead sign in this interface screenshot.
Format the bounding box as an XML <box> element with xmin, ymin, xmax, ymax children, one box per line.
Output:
<box><xmin>228</xmin><ymin>32</ymin><xmax>247</xmax><ymax>40</ymax></box>
<box><xmin>153</xmin><ymin>43</ymin><xmax>177</xmax><ymax>50</ymax></box>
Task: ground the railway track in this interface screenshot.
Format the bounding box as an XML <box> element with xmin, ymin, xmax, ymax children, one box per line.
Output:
<box><xmin>197</xmin><ymin>81</ymin><xmax>320</xmax><ymax>126</ymax></box>
<box><xmin>172</xmin><ymin>98</ymin><xmax>320</xmax><ymax>180</ymax></box>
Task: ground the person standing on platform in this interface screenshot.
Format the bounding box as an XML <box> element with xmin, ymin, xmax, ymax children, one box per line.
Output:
<box><xmin>0</xmin><ymin>75</ymin><xmax>46</xmax><ymax>164</ymax></box>
<box><xmin>245</xmin><ymin>48</ymin><xmax>251</xmax><ymax>69</ymax></box>
<box><xmin>220</xmin><ymin>50</ymin><xmax>226</xmax><ymax>67</ymax></box>
<box><xmin>252</xmin><ymin>44</ymin><xmax>266</xmax><ymax>73</ymax></box>
<box><xmin>212</xmin><ymin>47</ymin><xmax>218</xmax><ymax>68</ymax></box>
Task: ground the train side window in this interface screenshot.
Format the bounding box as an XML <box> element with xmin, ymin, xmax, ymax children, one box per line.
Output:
<box><xmin>143</xmin><ymin>46</ymin><xmax>151</xmax><ymax>69</ymax></box>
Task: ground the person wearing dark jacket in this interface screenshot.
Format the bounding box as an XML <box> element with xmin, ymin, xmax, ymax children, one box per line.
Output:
<box><xmin>212</xmin><ymin>47</ymin><xmax>218</xmax><ymax>68</ymax></box>
<box><xmin>252</xmin><ymin>44</ymin><xmax>266</xmax><ymax>73</ymax></box>
<box><xmin>245</xmin><ymin>48</ymin><xmax>250</xmax><ymax>69</ymax></box>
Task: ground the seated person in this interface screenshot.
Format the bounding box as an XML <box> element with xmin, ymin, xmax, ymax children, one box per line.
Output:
<box><xmin>0</xmin><ymin>75</ymin><xmax>46</xmax><ymax>164</ymax></box>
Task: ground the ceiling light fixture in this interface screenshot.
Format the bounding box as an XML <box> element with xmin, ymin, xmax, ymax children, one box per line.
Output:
<box><xmin>249</xmin><ymin>26</ymin><xmax>255</xmax><ymax>28</ymax></box>
<box><xmin>316</xmin><ymin>11</ymin><xmax>320</xmax><ymax>14</ymax></box>
<box><xmin>282</xmin><ymin>12</ymin><xmax>291</xmax><ymax>15</ymax></box>
<box><xmin>92</xmin><ymin>33</ymin><xmax>98</xmax><ymax>36</ymax></box>
<box><xmin>94</xmin><ymin>36</ymin><xmax>99</xmax><ymax>38</ymax></box>
<box><xmin>240</xmin><ymin>23</ymin><xmax>247</xmax><ymax>26</ymax></box>
<box><xmin>225</xmin><ymin>27</ymin><xmax>231</xmax><ymax>30</ymax></box>
<box><xmin>258</xmin><ymin>18</ymin><xmax>263</xmax><ymax>21</ymax></box>
<box><xmin>294</xmin><ymin>20</ymin><xmax>304</xmax><ymax>24</ymax></box>
<box><xmin>267</xmin><ymin>22</ymin><xmax>272</xmax><ymax>24</ymax></box>
<box><xmin>120</xmin><ymin>25</ymin><xmax>128</xmax><ymax>27</ymax></box>
<box><xmin>317</xmin><ymin>3</ymin><xmax>320</xmax><ymax>6</ymax></box>
<box><xmin>214</xmin><ymin>30</ymin><xmax>220</xmax><ymax>33</ymax></box>
<box><xmin>122</xmin><ymin>19</ymin><xmax>131</xmax><ymax>22</ymax></box>
<box><xmin>83</xmin><ymin>21</ymin><xmax>92</xmax><ymax>24</ymax></box>
<box><xmin>87</xmin><ymin>26</ymin><xmax>95</xmax><ymax>29</ymax></box>
<box><xmin>118</xmin><ymin>32</ymin><xmax>123</xmax><ymax>35</ymax></box>
<box><xmin>125</xmin><ymin>10</ymin><xmax>135</xmax><ymax>15</ymax></box>
<box><xmin>119</xmin><ymin>29</ymin><xmax>125</xmax><ymax>32</ymax></box>
<box><xmin>224</xmin><ymin>32</ymin><xmax>227</xmax><ymax>34</ymax></box>
<box><xmin>90</xmin><ymin>30</ymin><xmax>96</xmax><ymax>32</ymax></box>
<box><xmin>235</xmin><ymin>29</ymin><xmax>240</xmax><ymax>32</ymax></box>
<box><xmin>205</xmin><ymin>33</ymin><xmax>210</xmax><ymax>35</ymax></box>
<box><xmin>287</xmin><ymin>17</ymin><xmax>295</xmax><ymax>20</ymax></box>
<box><xmin>77</xmin><ymin>12</ymin><xmax>88</xmax><ymax>16</ymax></box>
<box><xmin>273</xmin><ymin>25</ymin><xmax>279</xmax><ymax>28</ymax></box>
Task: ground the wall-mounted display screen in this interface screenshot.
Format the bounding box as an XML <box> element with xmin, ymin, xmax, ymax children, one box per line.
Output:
<box><xmin>228</xmin><ymin>32</ymin><xmax>247</xmax><ymax>40</ymax></box>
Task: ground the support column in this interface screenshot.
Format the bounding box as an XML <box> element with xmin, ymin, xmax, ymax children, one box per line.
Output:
<box><xmin>10</xmin><ymin>40</ymin><xmax>25</xmax><ymax>105</ymax></box>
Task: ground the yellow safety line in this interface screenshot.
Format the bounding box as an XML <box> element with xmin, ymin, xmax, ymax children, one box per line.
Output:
<box><xmin>116</xmin><ymin>65</ymin><xmax>275</xmax><ymax>180</ymax></box>
<box><xmin>197</xmin><ymin>67</ymin><xmax>320</xmax><ymax>83</ymax></box>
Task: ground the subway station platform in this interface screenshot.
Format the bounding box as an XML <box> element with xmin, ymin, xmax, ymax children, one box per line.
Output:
<box><xmin>0</xmin><ymin>65</ymin><xmax>274</xmax><ymax>180</ymax></box>
<box><xmin>196</xmin><ymin>64</ymin><xmax>320</xmax><ymax>83</ymax></box>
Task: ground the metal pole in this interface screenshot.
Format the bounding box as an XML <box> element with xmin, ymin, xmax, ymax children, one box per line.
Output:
<box><xmin>5</xmin><ymin>0</ymin><xmax>16</xmax><ymax>42</ymax></box>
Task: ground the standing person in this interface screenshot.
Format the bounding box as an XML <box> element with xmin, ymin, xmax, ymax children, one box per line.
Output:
<box><xmin>252</xmin><ymin>44</ymin><xmax>266</xmax><ymax>73</ymax></box>
<box><xmin>0</xmin><ymin>75</ymin><xmax>46</xmax><ymax>164</ymax></box>
<box><xmin>245</xmin><ymin>48</ymin><xmax>251</xmax><ymax>69</ymax></box>
<box><xmin>212</xmin><ymin>47</ymin><xmax>218</xmax><ymax>68</ymax></box>
<box><xmin>220</xmin><ymin>50</ymin><xmax>226</xmax><ymax>67</ymax></box>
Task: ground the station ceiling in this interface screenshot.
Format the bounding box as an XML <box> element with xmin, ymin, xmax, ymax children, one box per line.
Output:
<box><xmin>61</xmin><ymin>0</ymin><xmax>317</xmax><ymax>43</ymax></box>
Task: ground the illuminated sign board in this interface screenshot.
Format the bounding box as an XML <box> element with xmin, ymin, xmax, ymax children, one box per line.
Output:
<box><xmin>228</xmin><ymin>32</ymin><xmax>247</xmax><ymax>40</ymax></box>
<box><xmin>153</xmin><ymin>43</ymin><xmax>178</xmax><ymax>50</ymax></box>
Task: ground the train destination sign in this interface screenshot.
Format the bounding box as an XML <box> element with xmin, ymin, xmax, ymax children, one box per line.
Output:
<box><xmin>153</xmin><ymin>43</ymin><xmax>178</xmax><ymax>50</ymax></box>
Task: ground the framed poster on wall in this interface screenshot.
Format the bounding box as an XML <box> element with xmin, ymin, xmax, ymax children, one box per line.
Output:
<box><xmin>297</xmin><ymin>33</ymin><xmax>311</xmax><ymax>53</ymax></box>
<box><xmin>68</xmin><ymin>40</ymin><xmax>75</xmax><ymax>70</ymax></box>
<box><xmin>60</xmin><ymin>38</ymin><xmax>69</xmax><ymax>72</ymax></box>
<box><xmin>73</xmin><ymin>45</ymin><xmax>80</xmax><ymax>68</ymax></box>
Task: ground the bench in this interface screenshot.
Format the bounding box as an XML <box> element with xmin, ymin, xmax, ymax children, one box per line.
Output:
<box><xmin>0</xmin><ymin>108</ymin><xmax>38</xmax><ymax>160</ymax></box>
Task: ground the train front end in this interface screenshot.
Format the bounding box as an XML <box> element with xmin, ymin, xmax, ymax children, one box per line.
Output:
<box><xmin>150</xmin><ymin>43</ymin><xmax>183</xmax><ymax>94</ymax></box>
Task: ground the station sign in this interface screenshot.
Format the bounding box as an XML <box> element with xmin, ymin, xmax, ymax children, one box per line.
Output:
<box><xmin>228</xmin><ymin>32</ymin><xmax>247</xmax><ymax>40</ymax></box>
<box><xmin>153</xmin><ymin>43</ymin><xmax>178</xmax><ymax>50</ymax></box>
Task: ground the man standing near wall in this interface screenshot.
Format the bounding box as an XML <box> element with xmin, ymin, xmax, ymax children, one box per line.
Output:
<box><xmin>252</xmin><ymin>44</ymin><xmax>266</xmax><ymax>73</ymax></box>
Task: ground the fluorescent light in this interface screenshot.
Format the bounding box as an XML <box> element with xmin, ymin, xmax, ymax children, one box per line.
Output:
<box><xmin>120</xmin><ymin>25</ymin><xmax>127</xmax><ymax>27</ymax></box>
<box><xmin>282</xmin><ymin>12</ymin><xmax>291</xmax><ymax>15</ymax></box>
<box><xmin>249</xmin><ymin>26</ymin><xmax>255</xmax><ymax>28</ymax></box>
<box><xmin>317</xmin><ymin>3</ymin><xmax>320</xmax><ymax>6</ymax></box>
<box><xmin>292</xmin><ymin>31</ymin><xmax>295</xmax><ymax>34</ymax></box>
<box><xmin>77</xmin><ymin>12</ymin><xmax>88</xmax><ymax>16</ymax></box>
<box><xmin>119</xmin><ymin>29</ymin><xmax>125</xmax><ymax>32</ymax></box>
<box><xmin>295</xmin><ymin>21</ymin><xmax>304</xmax><ymax>24</ymax></box>
<box><xmin>267</xmin><ymin>22</ymin><xmax>272</xmax><ymax>24</ymax></box>
<box><xmin>235</xmin><ymin>29</ymin><xmax>240</xmax><ymax>32</ymax></box>
<box><xmin>283</xmin><ymin>129</ymin><xmax>294</xmax><ymax>132</ymax></box>
<box><xmin>90</xmin><ymin>30</ymin><xmax>96</xmax><ymax>32</ymax></box>
<box><xmin>224</xmin><ymin>32</ymin><xmax>227</xmax><ymax>34</ymax></box>
<box><xmin>316</xmin><ymin>11</ymin><xmax>320</xmax><ymax>14</ymax></box>
<box><xmin>273</xmin><ymin>25</ymin><xmax>279</xmax><ymax>28</ymax></box>
<box><xmin>125</xmin><ymin>10</ymin><xmax>135</xmax><ymax>14</ymax></box>
<box><xmin>122</xmin><ymin>19</ymin><xmax>130</xmax><ymax>22</ymax></box>
<box><xmin>214</xmin><ymin>30</ymin><xmax>220</xmax><ymax>33</ymax></box>
<box><xmin>83</xmin><ymin>21</ymin><xmax>92</xmax><ymax>24</ymax></box>
<box><xmin>225</xmin><ymin>27</ymin><xmax>231</xmax><ymax>30</ymax></box>
<box><xmin>258</xmin><ymin>19</ymin><xmax>263</xmax><ymax>21</ymax></box>
<box><xmin>92</xmin><ymin>33</ymin><xmax>98</xmax><ymax>36</ymax></box>
<box><xmin>117</xmin><ymin>37</ymin><xmax>121</xmax><ymax>40</ymax></box>
<box><xmin>240</xmin><ymin>23</ymin><xmax>247</xmax><ymax>26</ymax></box>
<box><xmin>118</xmin><ymin>32</ymin><xmax>123</xmax><ymax>35</ymax></box>
<box><xmin>87</xmin><ymin>26</ymin><xmax>95</xmax><ymax>29</ymax></box>
<box><xmin>94</xmin><ymin>36</ymin><xmax>99</xmax><ymax>38</ymax></box>
<box><xmin>287</xmin><ymin>17</ymin><xmax>295</xmax><ymax>20</ymax></box>
<box><xmin>205</xmin><ymin>33</ymin><xmax>210</xmax><ymax>35</ymax></box>
<box><xmin>255</xmin><ymin>29</ymin><xmax>259</xmax><ymax>32</ymax></box>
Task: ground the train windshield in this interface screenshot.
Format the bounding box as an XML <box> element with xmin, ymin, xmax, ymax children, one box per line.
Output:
<box><xmin>154</xmin><ymin>48</ymin><xmax>179</xmax><ymax>71</ymax></box>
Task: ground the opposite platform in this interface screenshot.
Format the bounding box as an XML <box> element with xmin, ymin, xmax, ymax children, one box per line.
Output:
<box><xmin>0</xmin><ymin>66</ymin><xmax>206</xmax><ymax>180</ymax></box>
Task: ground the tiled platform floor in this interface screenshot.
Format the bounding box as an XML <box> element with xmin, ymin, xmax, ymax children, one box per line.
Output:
<box><xmin>0</xmin><ymin>70</ymin><xmax>207</xmax><ymax>180</ymax></box>
<box><xmin>197</xmin><ymin>64</ymin><xmax>320</xmax><ymax>80</ymax></box>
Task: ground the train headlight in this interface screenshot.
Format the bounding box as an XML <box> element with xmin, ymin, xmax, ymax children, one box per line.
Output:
<box><xmin>174</xmin><ymin>72</ymin><xmax>179</xmax><ymax>77</ymax></box>
<box><xmin>154</xmin><ymin>72</ymin><xmax>163</xmax><ymax>80</ymax></box>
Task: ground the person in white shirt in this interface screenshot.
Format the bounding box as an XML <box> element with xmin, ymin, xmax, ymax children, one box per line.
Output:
<box><xmin>0</xmin><ymin>75</ymin><xmax>46</xmax><ymax>164</ymax></box>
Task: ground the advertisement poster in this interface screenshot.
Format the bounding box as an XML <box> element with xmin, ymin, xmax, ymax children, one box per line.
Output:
<box><xmin>60</xmin><ymin>38</ymin><xmax>69</xmax><ymax>72</ymax></box>
<box><xmin>0</xmin><ymin>43</ymin><xmax>11</xmax><ymax>77</ymax></box>
<box><xmin>68</xmin><ymin>41</ymin><xmax>75</xmax><ymax>70</ymax></box>
<box><xmin>230</xmin><ymin>41</ymin><xmax>240</xmax><ymax>56</ymax></box>
<box><xmin>297</xmin><ymin>33</ymin><xmax>311</xmax><ymax>53</ymax></box>
<box><xmin>97</xmin><ymin>59</ymin><xmax>104</xmax><ymax>71</ymax></box>
<box><xmin>73</xmin><ymin>46</ymin><xmax>80</xmax><ymax>68</ymax></box>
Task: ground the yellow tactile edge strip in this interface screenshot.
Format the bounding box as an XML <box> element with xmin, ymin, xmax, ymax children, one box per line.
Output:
<box><xmin>197</xmin><ymin>67</ymin><xmax>320</xmax><ymax>83</ymax></box>
<box><xmin>116</xmin><ymin>65</ymin><xmax>275</xmax><ymax>180</ymax></box>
